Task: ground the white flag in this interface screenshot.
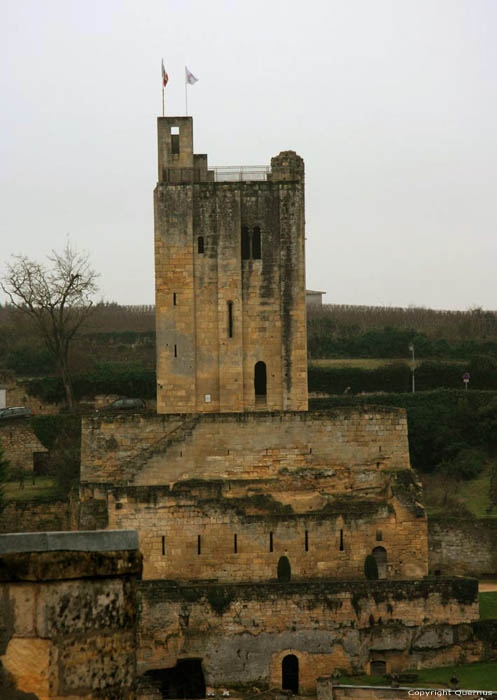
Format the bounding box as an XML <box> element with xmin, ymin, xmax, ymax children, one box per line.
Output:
<box><xmin>185</xmin><ymin>66</ymin><xmax>198</xmax><ymax>85</ymax></box>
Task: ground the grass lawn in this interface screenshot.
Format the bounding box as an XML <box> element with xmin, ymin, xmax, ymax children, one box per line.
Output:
<box><xmin>340</xmin><ymin>661</ymin><xmax>497</xmax><ymax>690</ymax></box>
<box><xmin>421</xmin><ymin>465</ymin><xmax>497</xmax><ymax>519</ymax></box>
<box><xmin>480</xmin><ymin>591</ymin><xmax>497</xmax><ymax>620</ymax></box>
<box><xmin>3</xmin><ymin>476</ymin><xmax>60</xmax><ymax>503</ymax></box>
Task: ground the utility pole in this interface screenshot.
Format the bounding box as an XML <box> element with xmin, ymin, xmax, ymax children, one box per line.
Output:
<box><xmin>408</xmin><ymin>343</ymin><xmax>416</xmax><ymax>393</ymax></box>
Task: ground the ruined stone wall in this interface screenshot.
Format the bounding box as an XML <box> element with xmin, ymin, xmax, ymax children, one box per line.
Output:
<box><xmin>0</xmin><ymin>500</ymin><xmax>77</xmax><ymax>535</ymax></box>
<box><xmin>0</xmin><ymin>419</ymin><xmax>48</xmax><ymax>472</ymax></box>
<box><xmin>100</xmin><ymin>484</ymin><xmax>427</xmax><ymax>582</ymax></box>
<box><xmin>80</xmin><ymin>408</ymin><xmax>410</xmax><ymax>485</ymax></box>
<box><xmin>154</xmin><ymin>117</ymin><xmax>307</xmax><ymax>414</ymax></box>
<box><xmin>428</xmin><ymin>518</ymin><xmax>497</xmax><ymax>577</ymax></box>
<box><xmin>0</xmin><ymin>530</ymin><xmax>141</xmax><ymax>700</ymax></box>
<box><xmin>80</xmin><ymin>408</ymin><xmax>426</xmax><ymax>582</ymax></box>
<box><xmin>137</xmin><ymin>578</ymin><xmax>480</xmax><ymax>693</ymax></box>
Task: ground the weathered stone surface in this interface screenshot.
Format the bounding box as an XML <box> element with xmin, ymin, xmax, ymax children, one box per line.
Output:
<box><xmin>0</xmin><ymin>546</ymin><xmax>141</xmax><ymax>699</ymax></box>
<box><xmin>154</xmin><ymin>116</ymin><xmax>307</xmax><ymax>414</ymax></box>
<box><xmin>0</xmin><ymin>529</ymin><xmax>138</xmax><ymax>554</ymax></box>
<box><xmin>137</xmin><ymin>578</ymin><xmax>479</xmax><ymax>692</ymax></box>
<box><xmin>0</xmin><ymin>420</ymin><xmax>47</xmax><ymax>473</ymax></box>
<box><xmin>0</xmin><ymin>549</ymin><xmax>142</xmax><ymax>582</ymax></box>
<box><xmin>0</xmin><ymin>501</ymin><xmax>76</xmax><ymax>536</ymax></box>
<box><xmin>429</xmin><ymin>517</ymin><xmax>497</xmax><ymax>577</ymax></box>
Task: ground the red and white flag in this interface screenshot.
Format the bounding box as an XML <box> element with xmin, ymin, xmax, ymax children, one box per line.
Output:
<box><xmin>185</xmin><ymin>66</ymin><xmax>198</xmax><ymax>85</ymax></box>
<box><xmin>161</xmin><ymin>59</ymin><xmax>169</xmax><ymax>87</ymax></box>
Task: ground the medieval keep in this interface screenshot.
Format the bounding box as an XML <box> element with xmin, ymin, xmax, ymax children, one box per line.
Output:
<box><xmin>77</xmin><ymin>117</ymin><xmax>481</xmax><ymax>696</ymax></box>
<box><xmin>154</xmin><ymin>116</ymin><xmax>307</xmax><ymax>413</ymax></box>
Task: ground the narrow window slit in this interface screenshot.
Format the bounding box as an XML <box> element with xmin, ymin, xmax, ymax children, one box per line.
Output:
<box><xmin>234</xmin><ymin>534</ymin><xmax>238</xmax><ymax>554</ymax></box>
<box><xmin>339</xmin><ymin>529</ymin><xmax>344</xmax><ymax>551</ymax></box>
<box><xmin>197</xmin><ymin>535</ymin><xmax>201</xmax><ymax>555</ymax></box>
<box><xmin>162</xmin><ymin>536</ymin><xmax>166</xmax><ymax>556</ymax></box>
<box><xmin>174</xmin><ymin>344</ymin><xmax>177</xmax><ymax>357</ymax></box>
<box><xmin>252</xmin><ymin>226</ymin><xmax>261</xmax><ymax>259</ymax></box>
<box><xmin>305</xmin><ymin>530</ymin><xmax>309</xmax><ymax>552</ymax></box>
<box><xmin>269</xmin><ymin>531</ymin><xmax>274</xmax><ymax>552</ymax></box>
<box><xmin>198</xmin><ymin>236</ymin><xmax>204</xmax><ymax>254</ymax></box>
<box><xmin>241</xmin><ymin>226</ymin><xmax>250</xmax><ymax>260</ymax></box>
<box><xmin>228</xmin><ymin>301</ymin><xmax>233</xmax><ymax>338</ymax></box>
<box><xmin>173</xmin><ymin>292</ymin><xmax>177</xmax><ymax>306</ymax></box>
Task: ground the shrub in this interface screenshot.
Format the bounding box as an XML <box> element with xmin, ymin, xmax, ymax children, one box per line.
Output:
<box><xmin>364</xmin><ymin>554</ymin><xmax>379</xmax><ymax>580</ymax></box>
<box><xmin>440</xmin><ymin>448</ymin><xmax>487</xmax><ymax>481</ymax></box>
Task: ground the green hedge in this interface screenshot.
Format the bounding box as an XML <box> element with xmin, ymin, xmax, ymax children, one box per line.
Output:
<box><xmin>308</xmin><ymin>359</ymin><xmax>497</xmax><ymax>395</ymax></box>
<box><xmin>25</xmin><ymin>366</ymin><xmax>156</xmax><ymax>404</ymax></box>
<box><xmin>307</xmin><ymin>322</ymin><xmax>497</xmax><ymax>360</ymax></box>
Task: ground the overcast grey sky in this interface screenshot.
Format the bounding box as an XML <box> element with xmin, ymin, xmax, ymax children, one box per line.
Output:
<box><xmin>2</xmin><ymin>0</ymin><xmax>497</xmax><ymax>310</ymax></box>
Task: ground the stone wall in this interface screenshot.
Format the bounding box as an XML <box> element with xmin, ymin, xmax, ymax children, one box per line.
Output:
<box><xmin>0</xmin><ymin>530</ymin><xmax>141</xmax><ymax>700</ymax></box>
<box><xmin>137</xmin><ymin>578</ymin><xmax>480</xmax><ymax>694</ymax></box>
<box><xmin>428</xmin><ymin>518</ymin><xmax>497</xmax><ymax>577</ymax></box>
<box><xmin>0</xmin><ymin>419</ymin><xmax>48</xmax><ymax>473</ymax></box>
<box><xmin>80</xmin><ymin>408</ymin><xmax>427</xmax><ymax>582</ymax></box>
<box><xmin>0</xmin><ymin>500</ymin><xmax>76</xmax><ymax>535</ymax></box>
<box><xmin>98</xmin><ymin>482</ymin><xmax>427</xmax><ymax>582</ymax></box>
<box><xmin>80</xmin><ymin>408</ymin><xmax>410</xmax><ymax>485</ymax></box>
<box><xmin>0</xmin><ymin>372</ymin><xmax>59</xmax><ymax>415</ymax></box>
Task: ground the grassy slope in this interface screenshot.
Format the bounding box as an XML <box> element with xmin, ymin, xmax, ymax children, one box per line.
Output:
<box><xmin>3</xmin><ymin>476</ymin><xmax>59</xmax><ymax>503</ymax></box>
<box><xmin>480</xmin><ymin>592</ymin><xmax>497</xmax><ymax>620</ymax></box>
<box><xmin>340</xmin><ymin>661</ymin><xmax>497</xmax><ymax>689</ymax></box>
<box><xmin>422</xmin><ymin>465</ymin><xmax>497</xmax><ymax>519</ymax></box>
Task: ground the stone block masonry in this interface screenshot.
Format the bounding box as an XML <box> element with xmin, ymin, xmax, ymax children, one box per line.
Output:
<box><xmin>429</xmin><ymin>517</ymin><xmax>497</xmax><ymax>577</ymax></box>
<box><xmin>137</xmin><ymin>577</ymin><xmax>480</xmax><ymax>693</ymax></box>
<box><xmin>0</xmin><ymin>419</ymin><xmax>48</xmax><ymax>473</ymax></box>
<box><xmin>81</xmin><ymin>407</ymin><xmax>410</xmax><ymax>485</ymax></box>
<box><xmin>0</xmin><ymin>530</ymin><xmax>142</xmax><ymax>699</ymax></box>
<box><xmin>154</xmin><ymin>117</ymin><xmax>307</xmax><ymax>413</ymax></box>
<box><xmin>80</xmin><ymin>407</ymin><xmax>428</xmax><ymax>582</ymax></box>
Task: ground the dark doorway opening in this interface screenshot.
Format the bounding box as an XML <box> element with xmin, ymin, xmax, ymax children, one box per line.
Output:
<box><xmin>282</xmin><ymin>654</ymin><xmax>299</xmax><ymax>694</ymax></box>
<box><xmin>277</xmin><ymin>555</ymin><xmax>291</xmax><ymax>581</ymax></box>
<box><xmin>144</xmin><ymin>659</ymin><xmax>206</xmax><ymax>698</ymax></box>
<box><xmin>372</xmin><ymin>546</ymin><xmax>387</xmax><ymax>579</ymax></box>
<box><xmin>254</xmin><ymin>361</ymin><xmax>267</xmax><ymax>400</ymax></box>
<box><xmin>370</xmin><ymin>659</ymin><xmax>387</xmax><ymax>676</ymax></box>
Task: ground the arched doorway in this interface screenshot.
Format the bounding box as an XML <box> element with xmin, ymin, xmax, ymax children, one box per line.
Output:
<box><xmin>282</xmin><ymin>654</ymin><xmax>299</xmax><ymax>694</ymax></box>
<box><xmin>372</xmin><ymin>546</ymin><xmax>387</xmax><ymax>579</ymax></box>
<box><xmin>254</xmin><ymin>361</ymin><xmax>267</xmax><ymax>402</ymax></box>
<box><xmin>277</xmin><ymin>556</ymin><xmax>291</xmax><ymax>581</ymax></box>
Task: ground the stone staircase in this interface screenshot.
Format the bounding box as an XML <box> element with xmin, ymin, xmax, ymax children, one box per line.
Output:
<box><xmin>117</xmin><ymin>416</ymin><xmax>200</xmax><ymax>484</ymax></box>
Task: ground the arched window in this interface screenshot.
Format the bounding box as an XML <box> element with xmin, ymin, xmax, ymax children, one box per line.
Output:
<box><xmin>197</xmin><ymin>236</ymin><xmax>204</xmax><ymax>254</ymax></box>
<box><xmin>277</xmin><ymin>556</ymin><xmax>291</xmax><ymax>581</ymax></box>
<box><xmin>252</xmin><ymin>226</ymin><xmax>261</xmax><ymax>259</ymax></box>
<box><xmin>282</xmin><ymin>655</ymin><xmax>299</xmax><ymax>693</ymax></box>
<box><xmin>254</xmin><ymin>361</ymin><xmax>267</xmax><ymax>399</ymax></box>
<box><xmin>241</xmin><ymin>226</ymin><xmax>250</xmax><ymax>260</ymax></box>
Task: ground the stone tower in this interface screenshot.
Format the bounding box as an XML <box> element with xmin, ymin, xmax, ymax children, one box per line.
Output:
<box><xmin>154</xmin><ymin>116</ymin><xmax>308</xmax><ymax>413</ymax></box>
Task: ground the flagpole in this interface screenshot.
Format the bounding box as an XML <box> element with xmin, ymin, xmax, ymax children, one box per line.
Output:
<box><xmin>162</xmin><ymin>84</ymin><xmax>165</xmax><ymax>117</ymax></box>
<box><xmin>185</xmin><ymin>79</ymin><xmax>188</xmax><ymax>116</ymax></box>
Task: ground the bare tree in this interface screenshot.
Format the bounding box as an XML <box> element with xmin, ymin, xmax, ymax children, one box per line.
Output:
<box><xmin>1</xmin><ymin>243</ymin><xmax>99</xmax><ymax>409</ymax></box>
